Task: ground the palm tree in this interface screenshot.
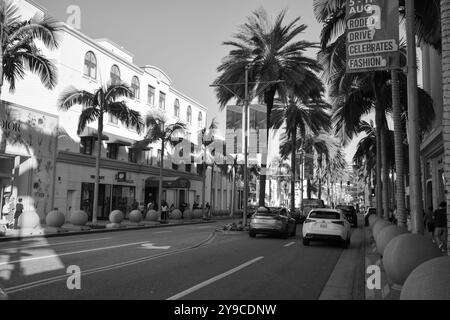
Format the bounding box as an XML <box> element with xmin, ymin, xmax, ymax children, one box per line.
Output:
<box><xmin>441</xmin><ymin>0</ymin><xmax>450</xmax><ymax>255</ymax></box>
<box><xmin>0</xmin><ymin>0</ymin><xmax>60</xmax><ymax>97</ymax></box>
<box><xmin>214</xmin><ymin>7</ymin><xmax>323</xmax><ymax>207</ymax></box>
<box><xmin>141</xmin><ymin>112</ymin><xmax>186</xmax><ymax>218</ymax></box>
<box><xmin>198</xmin><ymin>118</ymin><xmax>218</xmax><ymax>218</ymax></box>
<box><xmin>272</xmin><ymin>96</ymin><xmax>331</xmax><ymax>214</ymax></box>
<box><xmin>58</xmin><ymin>82</ymin><xmax>144</xmax><ymax>224</ymax></box>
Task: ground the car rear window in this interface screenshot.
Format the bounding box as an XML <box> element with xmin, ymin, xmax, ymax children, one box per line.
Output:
<box><xmin>309</xmin><ymin>211</ymin><xmax>341</xmax><ymax>220</ymax></box>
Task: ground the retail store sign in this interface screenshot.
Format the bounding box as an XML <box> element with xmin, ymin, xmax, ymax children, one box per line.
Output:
<box><xmin>346</xmin><ymin>0</ymin><xmax>399</xmax><ymax>73</ymax></box>
<box><xmin>0</xmin><ymin>118</ymin><xmax>21</xmax><ymax>133</ymax></box>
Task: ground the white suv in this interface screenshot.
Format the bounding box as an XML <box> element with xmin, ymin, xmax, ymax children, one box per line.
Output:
<box><xmin>302</xmin><ymin>209</ymin><xmax>351</xmax><ymax>248</ymax></box>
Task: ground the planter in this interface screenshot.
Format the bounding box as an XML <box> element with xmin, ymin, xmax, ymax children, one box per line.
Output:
<box><xmin>46</xmin><ymin>210</ymin><xmax>65</xmax><ymax>228</ymax></box>
<box><xmin>183</xmin><ymin>210</ymin><xmax>192</xmax><ymax>219</ymax></box>
<box><xmin>145</xmin><ymin>210</ymin><xmax>159</xmax><ymax>221</ymax></box>
<box><xmin>383</xmin><ymin>233</ymin><xmax>443</xmax><ymax>286</ymax></box>
<box><xmin>375</xmin><ymin>225</ymin><xmax>408</xmax><ymax>256</ymax></box>
<box><xmin>18</xmin><ymin>211</ymin><xmax>41</xmax><ymax>229</ymax></box>
<box><xmin>169</xmin><ymin>209</ymin><xmax>182</xmax><ymax>220</ymax></box>
<box><xmin>368</xmin><ymin>215</ymin><xmax>381</xmax><ymax>228</ymax></box>
<box><xmin>70</xmin><ymin>210</ymin><xmax>89</xmax><ymax>226</ymax></box>
<box><xmin>193</xmin><ymin>209</ymin><xmax>202</xmax><ymax>219</ymax></box>
<box><xmin>129</xmin><ymin>210</ymin><xmax>143</xmax><ymax>223</ymax></box>
<box><xmin>400</xmin><ymin>257</ymin><xmax>450</xmax><ymax>300</ymax></box>
<box><xmin>109</xmin><ymin>210</ymin><xmax>124</xmax><ymax>224</ymax></box>
<box><xmin>372</xmin><ymin>219</ymin><xmax>392</xmax><ymax>240</ymax></box>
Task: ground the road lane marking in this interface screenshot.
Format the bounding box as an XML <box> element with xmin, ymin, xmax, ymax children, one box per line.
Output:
<box><xmin>0</xmin><ymin>237</ymin><xmax>113</xmax><ymax>252</ymax></box>
<box><xmin>139</xmin><ymin>243</ymin><xmax>171</xmax><ymax>250</ymax></box>
<box><xmin>5</xmin><ymin>232</ymin><xmax>218</xmax><ymax>294</ymax></box>
<box><xmin>153</xmin><ymin>231</ymin><xmax>173</xmax><ymax>234</ymax></box>
<box><xmin>284</xmin><ymin>242</ymin><xmax>296</xmax><ymax>247</ymax></box>
<box><xmin>0</xmin><ymin>241</ymin><xmax>148</xmax><ymax>266</ymax></box>
<box><xmin>166</xmin><ymin>256</ymin><xmax>264</xmax><ymax>300</ymax></box>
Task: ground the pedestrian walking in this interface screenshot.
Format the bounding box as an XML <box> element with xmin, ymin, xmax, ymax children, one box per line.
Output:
<box><xmin>433</xmin><ymin>201</ymin><xmax>447</xmax><ymax>252</ymax></box>
<box><xmin>14</xmin><ymin>198</ymin><xmax>24</xmax><ymax>229</ymax></box>
<box><xmin>423</xmin><ymin>206</ymin><xmax>435</xmax><ymax>242</ymax></box>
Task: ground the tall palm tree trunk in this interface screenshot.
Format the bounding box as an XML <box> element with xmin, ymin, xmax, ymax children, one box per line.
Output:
<box><xmin>381</xmin><ymin>122</ymin><xmax>390</xmax><ymax>220</ymax></box>
<box><xmin>210</xmin><ymin>163</ymin><xmax>215</xmax><ymax>215</ymax></box>
<box><xmin>92</xmin><ymin>111</ymin><xmax>104</xmax><ymax>225</ymax></box>
<box><xmin>375</xmin><ymin>96</ymin><xmax>383</xmax><ymax>218</ymax></box>
<box><xmin>201</xmin><ymin>164</ymin><xmax>207</xmax><ymax>218</ymax></box>
<box><xmin>158</xmin><ymin>139</ymin><xmax>164</xmax><ymax>219</ymax></box>
<box><xmin>441</xmin><ymin>0</ymin><xmax>450</xmax><ymax>255</ymax></box>
<box><xmin>290</xmin><ymin>130</ymin><xmax>296</xmax><ymax>215</ymax></box>
<box><xmin>391</xmin><ymin>70</ymin><xmax>407</xmax><ymax>226</ymax></box>
<box><xmin>229</xmin><ymin>166</ymin><xmax>236</xmax><ymax>218</ymax></box>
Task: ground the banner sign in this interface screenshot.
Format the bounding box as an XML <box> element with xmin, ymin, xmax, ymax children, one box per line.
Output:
<box><xmin>346</xmin><ymin>0</ymin><xmax>399</xmax><ymax>73</ymax></box>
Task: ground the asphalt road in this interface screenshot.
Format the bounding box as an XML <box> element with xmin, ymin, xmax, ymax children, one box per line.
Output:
<box><xmin>0</xmin><ymin>220</ymin><xmax>345</xmax><ymax>300</ymax></box>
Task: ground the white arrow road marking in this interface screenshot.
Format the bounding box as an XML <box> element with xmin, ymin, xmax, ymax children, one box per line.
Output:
<box><xmin>167</xmin><ymin>256</ymin><xmax>264</xmax><ymax>300</ymax></box>
<box><xmin>284</xmin><ymin>242</ymin><xmax>296</xmax><ymax>247</ymax></box>
<box><xmin>0</xmin><ymin>241</ymin><xmax>148</xmax><ymax>266</ymax></box>
<box><xmin>0</xmin><ymin>287</ymin><xmax>7</xmax><ymax>300</ymax></box>
<box><xmin>139</xmin><ymin>243</ymin><xmax>171</xmax><ymax>250</ymax></box>
<box><xmin>0</xmin><ymin>237</ymin><xmax>113</xmax><ymax>252</ymax></box>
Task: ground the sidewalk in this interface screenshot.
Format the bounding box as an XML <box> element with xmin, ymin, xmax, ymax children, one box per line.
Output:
<box><xmin>0</xmin><ymin>216</ymin><xmax>240</xmax><ymax>243</ymax></box>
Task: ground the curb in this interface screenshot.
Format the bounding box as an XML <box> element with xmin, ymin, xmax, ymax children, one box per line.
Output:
<box><xmin>0</xmin><ymin>219</ymin><xmax>230</xmax><ymax>243</ymax></box>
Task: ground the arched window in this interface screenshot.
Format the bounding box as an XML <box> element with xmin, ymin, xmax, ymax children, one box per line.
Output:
<box><xmin>110</xmin><ymin>65</ymin><xmax>121</xmax><ymax>85</ymax></box>
<box><xmin>198</xmin><ymin>112</ymin><xmax>203</xmax><ymax>128</ymax></box>
<box><xmin>131</xmin><ymin>76</ymin><xmax>140</xmax><ymax>99</ymax></box>
<box><xmin>84</xmin><ymin>51</ymin><xmax>97</xmax><ymax>79</ymax></box>
<box><xmin>187</xmin><ymin>106</ymin><xmax>192</xmax><ymax>124</ymax></box>
<box><xmin>174</xmin><ymin>99</ymin><xmax>180</xmax><ymax>118</ymax></box>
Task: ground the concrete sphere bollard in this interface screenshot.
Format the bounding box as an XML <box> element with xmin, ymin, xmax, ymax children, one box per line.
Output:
<box><xmin>193</xmin><ymin>209</ymin><xmax>203</xmax><ymax>219</ymax></box>
<box><xmin>169</xmin><ymin>209</ymin><xmax>182</xmax><ymax>220</ymax></box>
<box><xmin>368</xmin><ymin>215</ymin><xmax>381</xmax><ymax>228</ymax></box>
<box><xmin>400</xmin><ymin>257</ymin><xmax>450</xmax><ymax>300</ymax></box>
<box><xmin>375</xmin><ymin>225</ymin><xmax>408</xmax><ymax>256</ymax></box>
<box><xmin>183</xmin><ymin>210</ymin><xmax>193</xmax><ymax>219</ymax></box>
<box><xmin>383</xmin><ymin>233</ymin><xmax>443</xmax><ymax>286</ymax></box>
<box><xmin>70</xmin><ymin>210</ymin><xmax>88</xmax><ymax>226</ymax></box>
<box><xmin>145</xmin><ymin>210</ymin><xmax>159</xmax><ymax>221</ymax></box>
<box><xmin>46</xmin><ymin>210</ymin><xmax>66</xmax><ymax>228</ymax></box>
<box><xmin>372</xmin><ymin>219</ymin><xmax>392</xmax><ymax>239</ymax></box>
<box><xmin>129</xmin><ymin>210</ymin><xmax>143</xmax><ymax>223</ymax></box>
<box><xmin>109</xmin><ymin>210</ymin><xmax>124</xmax><ymax>224</ymax></box>
<box><xmin>18</xmin><ymin>211</ymin><xmax>41</xmax><ymax>229</ymax></box>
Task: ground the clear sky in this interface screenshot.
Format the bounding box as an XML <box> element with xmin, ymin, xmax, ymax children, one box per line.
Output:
<box><xmin>36</xmin><ymin>0</ymin><xmax>357</xmax><ymax>163</ymax></box>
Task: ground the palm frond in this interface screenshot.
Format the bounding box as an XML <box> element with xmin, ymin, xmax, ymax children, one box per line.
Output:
<box><xmin>58</xmin><ymin>87</ymin><xmax>95</xmax><ymax>111</ymax></box>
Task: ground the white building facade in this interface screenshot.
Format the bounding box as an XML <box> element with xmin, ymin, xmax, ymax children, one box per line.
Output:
<box><xmin>1</xmin><ymin>0</ymin><xmax>238</xmax><ymax>222</ymax></box>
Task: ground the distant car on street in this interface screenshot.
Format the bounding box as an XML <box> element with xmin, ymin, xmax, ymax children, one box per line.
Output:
<box><xmin>249</xmin><ymin>207</ymin><xmax>297</xmax><ymax>239</ymax></box>
<box><xmin>300</xmin><ymin>199</ymin><xmax>325</xmax><ymax>223</ymax></box>
<box><xmin>336</xmin><ymin>205</ymin><xmax>358</xmax><ymax>228</ymax></box>
<box><xmin>302</xmin><ymin>208</ymin><xmax>352</xmax><ymax>248</ymax></box>
<box><xmin>364</xmin><ymin>207</ymin><xmax>377</xmax><ymax>226</ymax></box>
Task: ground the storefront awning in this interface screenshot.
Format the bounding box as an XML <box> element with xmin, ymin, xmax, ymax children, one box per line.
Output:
<box><xmin>129</xmin><ymin>140</ymin><xmax>151</xmax><ymax>151</ymax></box>
<box><xmin>146</xmin><ymin>177</ymin><xmax>191</xmax><ymax>189</ymax></box>
<box><xmin>107</xmin><ymin>139</ymin><xmax>132</xmax><ymax>147</ymax></box>
<box><xmin>79</xmin><ymin>128</ymin><xmax>109</xmax><ymax>141</ymax></box>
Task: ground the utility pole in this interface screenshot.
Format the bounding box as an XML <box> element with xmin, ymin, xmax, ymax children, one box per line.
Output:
<box><xmin>405</xmin><ymin>0</ymin><xmax>424</xmax><ymax>234</ymax></box>
<box><xmin>211</xmin><ymin>65</ymin><xmax>283</xmax><ymax>226</ymax></box>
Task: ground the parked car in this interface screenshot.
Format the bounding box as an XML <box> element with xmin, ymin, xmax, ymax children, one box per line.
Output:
<box><xmin>364</xmin><ymin>207</ymin><xmax>377</xmax><ymax>226</ymax></box>
<box><xmin>336</xmin><ymin>205</ymin><xmax>358</xmax><ymax>228</ymax></box>
<box><xmin>300</xmin><ymin>199</ymin><xmax>325</xmax><ymax>223</ymax></box>
<box><xmin>302</xmin><ymin>208</ymin><xmax>352</xmax><ymax>248</ymax></box>
<box><xmin>249</xmin><ymin>207</ymin><xmax>297</xmax><ymax>239</ymax></box>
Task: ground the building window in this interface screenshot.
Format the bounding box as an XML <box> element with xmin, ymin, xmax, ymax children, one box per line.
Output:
<box><xmin>108</xmin><ymin>113</ymin><xmax>118</xmax><ymax>125</ymax></box>
<box><xmin>84</xmin><ymin>51</ymin><xmax>97</xmax><ymax>79</ymax></box>
<box><xmin>129</xmin><ymin>149</ymin><xmax>139</xmax><ymax>163</ymax></box>
<box><xmin>110</xmin><ymin>65</ymin><xmax>121</xmax><ymax>85</ymax></box>
<box><xmin>131</xmin><ymin>76</ymin><xmax>140</xmax><ymax>99</ymax></box>
<box><xmin>198</xmin><ymin>112</ymin><xmax>203</xmax><ymax>128</ymax></box>
<box><xmin>80</xmin><ymin>137</ymin><xmax>93</xmax><ymax>155</ymax></box>
<box><xmin>148</xmin><ymin>86</ymin><xmax>155</xmax><ymax>106</ymax></box>
<box><xmin>107</xmin><ymin>144</ymin><xmax>119</xmax><ymax>160</ymax></box>
<box><xmin>187</xmin><ymin>106</ymin><xmax>192</xmax><ymax>124</ymax></box>
<box><xmin>145</xmin><ymin>148</ymin><xmax>153</xmax><ymax>165</ymax></box>
<box><xmin>174</xmin><ymin>99</ymin><xmax>180</xmax><ymax>118</ymax></box>
<box><xmin>159</xmin><ymin>92</ymin><xmax>166</xmax><ymax>110</ymax></box>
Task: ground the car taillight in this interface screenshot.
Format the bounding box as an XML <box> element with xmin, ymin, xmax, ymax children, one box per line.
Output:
<box><xmin>332</xmin><ymin>221</ymin><xmax>344</xmax><ymax>226</ymax></box>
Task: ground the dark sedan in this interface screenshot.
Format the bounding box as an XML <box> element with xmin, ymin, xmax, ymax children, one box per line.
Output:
<box><xmin>336</xmin><ymin>205</ymin><xmax>358</xmax><ymax>228</ymax></box>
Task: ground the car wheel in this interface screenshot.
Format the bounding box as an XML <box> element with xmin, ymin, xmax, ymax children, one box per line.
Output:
<box><xmin>249</xmin><ymin>232</ymin><xmax>256</xmax><ymax>238</ymax></box>
<box><xmin>303</xmin><ymin>238</ymin><xmax>310</xmax><ymax>246</ymax></box>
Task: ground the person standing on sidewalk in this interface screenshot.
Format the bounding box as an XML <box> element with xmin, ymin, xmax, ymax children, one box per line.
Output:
<box><xmin>161</xmin><ymin>201</ymin><xmax>169</xmax><ymax>223</ymax></box>
<box><xmin>14</xmin><ymin>198</ymin><xmax>24</xmax><ymax>229</ymax></box>
<box><xmin>433</xmin><ymin>201</ymin><xmax>447</xmax><ymax>253</ymax></box>
<box><xmin>423</xmin><ymin>206</ymin><xmax>435</xmax><ymax>242</ymax></box>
